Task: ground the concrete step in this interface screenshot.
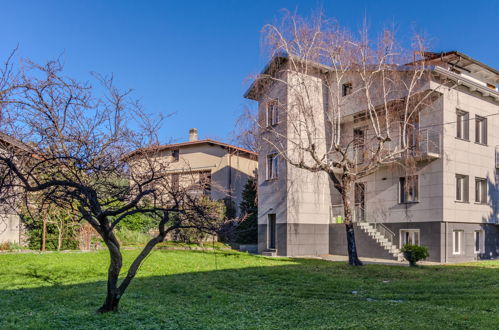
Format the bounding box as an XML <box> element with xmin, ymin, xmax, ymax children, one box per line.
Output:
<box><xmin>261</xmin><ymin>249</ymin><xmax>277</xmax><ymax>257</ymax></box>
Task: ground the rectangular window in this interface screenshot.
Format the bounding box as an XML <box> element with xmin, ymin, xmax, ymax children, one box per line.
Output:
<box><xmin>399</xmin><ymin>176</ymin><xmax>419</xmax><ymax>203</ymax></box>
<box><xmin>342</xmin><ymin>83</ymin><xmax>352</xmax><ymax>96</ymax></box>
<box><xmin>268</xmin><ymin>214</ymin><xmax>276</xmax><ymax>249</ymax></box>
<box><xmin>400</xmin><ymin>229</ymin><xmax>420</xmax><ymax>248</ymax></box>
<box><xmin>475</xmin><ymin>178</ymin><xmax>487</xmax><ymax>204</ymax></box>
<box><xmin>474</xmin><ymin>230</ymin><xmax>484</xmax><ymax>254</ymax></box>
<box><xmin>171</xmin><ymin>149</ymin><xmax>180</xmax><ymax>162</ymax></box>
<box><xmin>353</xmin><ymin>128</ymin><xmax>365</xmax><ymax>164</ymax></box>
<box><xmin>475</xmin><ymin>116</ymin><xmax>487</xmax><ymax>145</ymax></box>
<box><xmin>453</xmin><ymin>230</ymin><xmax>463</xmax><ymax>255</ymax></box>
<box><xmin>266</xmin><ymin>154</ymin><xmax>278</xmax><ymax>180</ymax></box>
<box><xmin>266</xmin><ymin>99</ymin><xmax>278</xmax><ymax>127</ymax></box>
<box><xmin>199</xmin><ymin>171</ymin><xmax>212</xmax><ymax>193</ymax></box>
<box><xmin>456</xmin><ymin>110</ymin><xmax>469</xmax><ymax>140</ymax></box>
<box><xmin>455</xmin><ymin>174</ymin><xmax>469</xmax><ymax>202</ymax></box>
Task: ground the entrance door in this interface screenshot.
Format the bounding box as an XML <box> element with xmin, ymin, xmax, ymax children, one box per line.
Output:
<box><xmin>268</xmin><ymin>214</ymin><xmax>276</xmax><ymax>249</ymax></box>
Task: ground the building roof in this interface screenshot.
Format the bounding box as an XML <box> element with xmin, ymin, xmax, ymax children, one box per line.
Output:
<box><xmin>420</xmin><ymin>51</ymin><xmax>499</xmax><ymax>85</ymax></box>
<box><xmin>0</xmin><ymin>131</ymin><xmax>33</xmax><ymax>153</ymax></box>
<box><xmin>127</xmin><ymin>139</ymin><xmax>257</xmax><ymax>159</ymax></box>
<box><xmin>244</xmin><ymin>51</ymin><xmax>499</xmax><ymax>100</ymax></box>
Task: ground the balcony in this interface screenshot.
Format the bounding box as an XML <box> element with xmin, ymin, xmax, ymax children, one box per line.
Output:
<box><xmin>330</xmin><ymin>203</ymin><xmax>365</xmax><ymax>223</ymax></box>
<box><xmin>399</xmin><ymin>128</ymin><xmax>441</xmax><ymax>161</ymax></box>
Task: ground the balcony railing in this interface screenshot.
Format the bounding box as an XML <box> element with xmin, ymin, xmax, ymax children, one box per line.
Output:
<box><xmin>403</xmin><ymin>128</ymin><xmax>441</xmax><ymax>160</ymax></box>
<box><xmin>330</xmin><ymin>203</ymin><xmax>365</xmax><ymax>223</ymax></box>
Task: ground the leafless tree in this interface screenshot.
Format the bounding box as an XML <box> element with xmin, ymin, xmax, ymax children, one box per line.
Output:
<box><xmin>247</xmin><ymin>11</ymin><xmax>446</xmax><ymax>265</ymax></box>
<box><xmin>0</xmin><ymin>55</ymin><xmax>228</xmax><ymax>312</ymax></box>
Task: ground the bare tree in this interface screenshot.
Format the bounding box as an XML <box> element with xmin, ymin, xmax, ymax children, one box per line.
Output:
<box><xmin>0</xmin><ymin>55</ymin><xmax>227</xmax><ymax>312</ymax></box>
<box><xmin>246</xmin><ymin>12</ymin><xmax>446</xmax><ymax>265</ymax></box>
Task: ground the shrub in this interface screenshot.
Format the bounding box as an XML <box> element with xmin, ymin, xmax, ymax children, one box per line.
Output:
<box><xmin>401</xmin><ymin>244</ymin><xmax>429</xmax><ymax>266</ymax></box>
<box><xmin>115</xmin><ymin>227</ymin><xmax>153</xmax><ymax>246</ymax></box>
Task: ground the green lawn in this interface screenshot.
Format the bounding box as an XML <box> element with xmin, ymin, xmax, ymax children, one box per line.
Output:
<box><xmin>0</xmin><ymin>250</ymin><xmax>498</xmax><ymax>329</ymax></box>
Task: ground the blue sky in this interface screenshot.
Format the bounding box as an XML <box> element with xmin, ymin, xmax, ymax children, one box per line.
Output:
<box><xmin>1</xmin><ymin>0</ymin><xmax>498</xmax><ymax>145</ymax></box>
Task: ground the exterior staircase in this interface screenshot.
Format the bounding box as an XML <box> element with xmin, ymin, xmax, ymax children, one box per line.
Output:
<box><xmin>357</xmin><ymin>222</ymin><xmax>403</xmax><ymax>261</ymax></box>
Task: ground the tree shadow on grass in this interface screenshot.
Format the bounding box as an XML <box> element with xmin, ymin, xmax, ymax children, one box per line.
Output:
<box><xmin>1</xmin><ymin>254</ymin><xmax>499</xmax><ymax>329</ymax></box>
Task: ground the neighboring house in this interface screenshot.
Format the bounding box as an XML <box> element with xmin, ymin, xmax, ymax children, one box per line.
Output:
<box><xmin>128</xmin><ymin>129</ymin><xmax>257</xmax><ymax>215</ymax></box>
<box><xmin>245</xmin><ymin>51</ymin><xmax>499</xmax><ymax>262</ymax></box>
<box><xmin>0</xmin><ymin>132</ymin><xmax>31</xmax><ymax>245</ymax></box>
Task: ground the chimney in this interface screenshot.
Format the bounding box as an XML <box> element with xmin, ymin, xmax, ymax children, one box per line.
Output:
<box><xmin>189</xmin><ymin>128</ymin><xmax>198</xmax><ymax>142</ymax></box>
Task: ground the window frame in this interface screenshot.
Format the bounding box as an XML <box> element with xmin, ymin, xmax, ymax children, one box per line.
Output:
<box><xmin>399</xmin><ymin>229</ymin><xmax>420</xmax><ymax>248</ymax></box>
<box><xmin>171</xmin><ymin>149</ymin><xmax>180</xmax><ymax>162</ymax></box>
<box><xmin>475</xmin><ymin>115</ymin><xmax>487</xmax><ymax>145</ymax></box>
<box><xmin>455</xmin><ymin>174</ymin><xmax>469</xmax><ymax>202</ymax></box>
<box><xmin>474</xmin><ymin>230</ymin><xmax>484</xmax><ymax>254</ymax></box>
<box><xmin>266</xmin><ymin>153</ymin><xmax>279</xmax><ymax>181</ymax></box>
<box><xmin>456</xmin><ymin>109</ymin><xmax>469</xmax><ymax>140</ymax></box>
<box><xmin>399</xmin><ymin>175</ymin><xmax>419</xmax><ymax>204</ymax></box>
<box><xmin>453</xmin><ymin>230</ymin><xmax>463</xmax><ymax>255</ymax></box>
<box><xmin>475</xmin><ymin>177</ymin><xmax>487</xmax><ymax>204</ymax></box>
<box><xmin>342</xmin><ymin>83</ymin><xmax>353</xmax><ymax>97</ymax></box>
<box><xmin>266</xmin><ymin>98</ymin><xmax>279</xmax><ymax>127</ymax></box>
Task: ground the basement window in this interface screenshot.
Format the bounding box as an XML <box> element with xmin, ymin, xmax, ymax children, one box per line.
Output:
<box><xmin>453</xmin><ymin>230</ymin><xmax>463</xmax><ymax>255</ymax></box>
<box><xmin>400</xmin><ymin>229</ymin><xmax>420</xmax><ymax>248</ymax></box>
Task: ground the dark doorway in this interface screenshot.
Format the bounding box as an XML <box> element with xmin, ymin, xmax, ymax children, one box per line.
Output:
<box><xmin>268</xmin><ymin>214</ymin><xmax>276</xmax><ymax>249</ymax></box>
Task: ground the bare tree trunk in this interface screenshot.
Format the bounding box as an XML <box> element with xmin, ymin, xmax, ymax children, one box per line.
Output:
<box><xmin>98</xmin><ymin>232</ymin><xmax>123</xmax><ymax>313</ymax></box>
<box><xmin>97</xmin><ymin>214</ymin><xmax>173</xmax><ymax>313</ymax></box>
<box><xmin>342</xmin><ymin>181</ymin><xmax>363</xmax><ymax>266</ymax></box>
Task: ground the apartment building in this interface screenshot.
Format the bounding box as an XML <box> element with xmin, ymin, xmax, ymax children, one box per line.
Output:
<box><xmin>0</xmin><ymin>132</ymin><xmax>30</xmax><ymax>244</ymax></box>
<box><xmin>128</xmin><ymin>129</ymin><xmax>257</xmax><ymax>214</ymax></box>
<box><xmin>245</xmin><ymin>51</ymin><xmax>499</xmax><ymax>263</ymax></box>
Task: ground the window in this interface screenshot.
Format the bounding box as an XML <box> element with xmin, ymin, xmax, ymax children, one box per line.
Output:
<box><xmin>268</xmin><ymin>214</ymin><xmax>276</xmax><ymax>249</ymax></box>
<box><xmin>353</xmin><ymin>128</ymin><xmax>365</xmax><ymax>164</ymax></box>
<box><xmin>474</xmin><ymin>230</ymin><xmax>484</xmax><ymax>254</ymax></box>
<box><xmin>455</xmin><ymin>174</ymin><xmax>469</xmax><ymax>202</ymax></box>
<box><xmin>475</xmin><ymin>178</ymin><xmax>487</xmax><ymax>204</ymax></box>
<box><xmin>399</xmin><ymin>176</ymin><xmax>419</xmax><ymax>203</ymax></box>
<box><xmin>266</xmin><ymin>99</ymin><xmax>278</xmax><ymax>127</ymax></box>
<box><xmin>475</xmin><ymin>116</ymin><xmax>487</xmax><ymax>145</ymax></box>
<box><xmin>171</xmin><ymin>149</ymin><xmax>179</xmax><ymax>162</ymax></box>
<box><xmin>453</xmin><ymin>230</ymin><xmax>463</xmax><ymax>255</ymax></box>
<box><xmin>266</xmin><ymin>154</ymin><xmax>279</xmax><ymax>180</ymax></box>
<box><xmin>400</xmin><ymin>229</ymin><xmax>420</xmax><ymax>248</ymax></box>
<box><xmin>342</xmin><ymin>83</ymin><xmax>352</xmax><ymax>96</ymax></box>
<box><xmin>456</xmin><ymin>110</ymin><xmax>469</xmax><ymax>140</ymax></box>
<box><xmin>199</xmin><ymin>171</ymin><xmax>212</xmax><ymax>193</ymax></box>
<box><xmin>170</xmin><ymin>173</ymin><xmax>180</xmax><ymax>191</ymax></box>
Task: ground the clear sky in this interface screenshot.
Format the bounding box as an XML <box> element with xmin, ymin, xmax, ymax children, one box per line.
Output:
<box><xmin>1</xmin><ymin>0</ymin><xmax>498</xmax><ymax>145</ymax></box>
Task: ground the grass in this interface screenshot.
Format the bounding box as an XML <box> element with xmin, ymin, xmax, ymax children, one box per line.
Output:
<box><xmin>0</xmin><ymin>251</ymin><xmax>498</xmax><ymax>329</ymax></box>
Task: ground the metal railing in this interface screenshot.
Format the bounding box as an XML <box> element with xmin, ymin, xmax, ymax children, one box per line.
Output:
<box><xmin>330</xmin><ymin>203</ymin><xmax>396</xmax><ymax>247</ymax></box>
<box><xmin>372</xmin><ymin>223</ymin><xmax>395</xmax><ymax>244</ymax></box>
<box><xmin>330</xmin><ymin>203</ymin><xmax>365</xmax><ymax>223</ymax></box>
